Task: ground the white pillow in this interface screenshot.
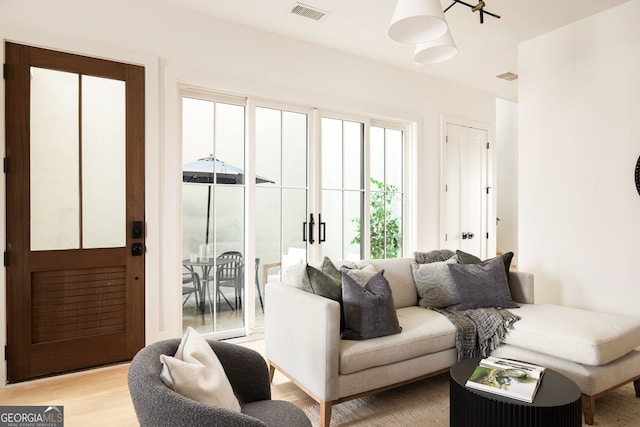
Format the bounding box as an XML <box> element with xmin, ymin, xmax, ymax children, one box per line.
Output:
<box><xmin>159</xmin><ymin>327</ymin><xmax>241</xmax><ymax>412</ymax></box>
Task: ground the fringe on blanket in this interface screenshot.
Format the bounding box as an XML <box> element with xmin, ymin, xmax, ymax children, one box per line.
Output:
<box><xmin>433</xmin><ymin>307</ymin><xmax>520</xmax><ymax>360</ymax></box>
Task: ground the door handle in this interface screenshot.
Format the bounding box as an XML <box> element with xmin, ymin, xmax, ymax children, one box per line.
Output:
<box><xmin>319</xmin><ymin>214</ymin><xmax>326</xmax><ymax>243</ymax></box>
<box><xmin>308</xmin><ymin>213</ymin><xmax>315</xmax><ymax>244</ymax></box>
<box><xmin>462</xmin><ymin>232</ymin><xmax>475</xmax><ymax>240</ymax></box>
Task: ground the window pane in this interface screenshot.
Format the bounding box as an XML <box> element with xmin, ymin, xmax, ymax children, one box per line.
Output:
<box><xmin>343</xmin><ymin>121</ymin><xmax>363</xmax><ymax>190</ymax></box>
<box><xmin>282</xmin><ymin>189</ymin><xmax>307</xmax><ymax>254</ymax></box>
<box><xmin>387</xmin><ymin>193</ymin><xmax>403</xmax><ymax>258</ymax></box>
<box><xmin>321</xmin><ymin>118</ymin><xmax>342</xmax><ymax>189</ymax></box>
<box><xmin>30</xmin><ymin>67</ymin><xmax>80</xmax><ymax>251</ymax></box>
<box><xmin>256</xmin><ymin>187</ymin><xmax>281</xmax><ymax>289</ymax></box>
<box><xmin>386</xmin><ymin>129</ymin><xmax>403</xmax><ymax>191</ymax></box>
<box><xmin>282</xmin><ymin>111</ymin><xmax>307</xmax><ymax>187</ymax></box>
<box><xmin>82</xmin><ymin>75</ymin><xmax>126</xmax><ymax>248</ymax></box>
<box><xmin>370</xmin><ymin>126</ymin><xmax>384</xmax><ymax>189</ymax></box>
<box><xmin>256</xmin><ymin>107</ymin><xmax>282</xmax><ymax>186</ymax></box>
<box><xmin>182</xmin><ymin>97</ymin><xmax>214</xmax><ymax>163</ymax></box>
<box><xmin>343</xmin><ymin>191</ymin><xmax>362</xmax><ymax>260</ymax></box>
<box><xmin>215</xmin><ymin>103</ymin><xmax>245</xmax><ymax>182</ymax></box>
<box><xmin>321</xmin><ymin>190</ymin><xmax>343</xmax><ymax>260</ymax></box>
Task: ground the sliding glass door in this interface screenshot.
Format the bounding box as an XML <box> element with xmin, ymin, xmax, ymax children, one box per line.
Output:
<box><xmin>180</xmin><ymin>90</ymin><xmax>407</xmax><ymax>338</ymax></box>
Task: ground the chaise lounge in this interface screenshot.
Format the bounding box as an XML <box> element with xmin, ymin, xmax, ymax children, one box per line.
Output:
<box><xmin>265</xmin><ymin>255</ymin><xmax>640</xmax><ymax>426</ymax></box>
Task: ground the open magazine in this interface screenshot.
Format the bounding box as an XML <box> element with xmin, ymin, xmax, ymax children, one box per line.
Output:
<box><xmin>465</xmin><ymin>356</ymin><xmax>546</xmax><ymax>403</ymax></box>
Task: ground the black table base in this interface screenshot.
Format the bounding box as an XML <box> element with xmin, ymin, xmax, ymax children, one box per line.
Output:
<box><xmin>450</xmin><ymin>359</ymin><xmax>582</xmax><ymax>427</ymax></box>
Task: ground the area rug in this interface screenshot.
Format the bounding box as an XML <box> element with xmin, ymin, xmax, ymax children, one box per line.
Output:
<box><xmin>302</xmin><ymin>373</ymin><xmax>640</xmax><ymax>426</ymax></box>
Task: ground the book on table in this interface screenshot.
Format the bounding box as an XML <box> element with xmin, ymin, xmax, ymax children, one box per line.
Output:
<box><xmin>465</xmin><ymin>356</ymin><xmax>546</xmax><ymax>403</ymax></box>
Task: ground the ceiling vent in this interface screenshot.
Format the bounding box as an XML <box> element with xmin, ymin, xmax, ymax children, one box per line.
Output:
<box><xmin>290</xmin><ymin>3</ymin><xmax>329</xmax><ymax>21</ymax></box>
<box><xmin>496</xmin><ymin>72</ymin><xmax>518</xmax><ymax>81</ymax></box>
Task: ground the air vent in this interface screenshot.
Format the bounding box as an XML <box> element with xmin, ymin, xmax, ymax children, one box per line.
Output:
<box><xmin>290</xmin><ymin>3</ymin><xmax>329</xmax><ymax>21</ymax></box>
<box><xmin>496</xmin><ymin>72</ymin><xmax>518</xmax><ymax>81</ymax></box>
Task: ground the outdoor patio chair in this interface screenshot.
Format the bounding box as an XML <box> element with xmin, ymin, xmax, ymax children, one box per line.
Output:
<box><xmin>216</xmin><ymin>251</ymin><xmax>244</xmax><ymax>310</ymax></box>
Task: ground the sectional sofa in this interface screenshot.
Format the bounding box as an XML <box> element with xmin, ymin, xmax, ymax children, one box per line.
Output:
<box><xmin>265</xmin><ymin>256</ymin><xmax>640</xmax><ymax>426</ymax></box>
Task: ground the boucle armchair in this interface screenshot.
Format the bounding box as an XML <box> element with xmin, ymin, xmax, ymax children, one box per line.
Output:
<box><xmin>128</xmin><ymin>338</ymin><xmax>311</xmax><ymax>427</ymax></box>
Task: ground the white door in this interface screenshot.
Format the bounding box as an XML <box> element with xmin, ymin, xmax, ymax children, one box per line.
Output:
<box><xmin>442</xmin><ymin>122</ymin><xmax>491</xmax><ymax>258</ymax></box>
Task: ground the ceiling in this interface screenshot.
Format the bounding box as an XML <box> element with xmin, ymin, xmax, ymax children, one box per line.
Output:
<box><xmin>159</xmin><ymin>0</ymin><xmax>630</xmax><ymax>101</ymax></box>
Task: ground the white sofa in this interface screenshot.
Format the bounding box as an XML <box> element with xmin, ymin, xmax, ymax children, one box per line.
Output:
<box><xmin>265</xmin><ymin>257</ymin><xmax>640</xmax><ymax>426</ymax></box>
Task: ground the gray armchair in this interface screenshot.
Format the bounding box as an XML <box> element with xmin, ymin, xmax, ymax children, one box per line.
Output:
<box><xmin>128</xmin><ymin>338</ymin><xmax>311</xmax><ymax>427</ymax></box>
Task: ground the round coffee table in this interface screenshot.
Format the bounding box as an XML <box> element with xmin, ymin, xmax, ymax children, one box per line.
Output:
<box><xmin>450</xmin><ymin>358</ymin><xmax>582</xmax><ymax>427</ymax></box>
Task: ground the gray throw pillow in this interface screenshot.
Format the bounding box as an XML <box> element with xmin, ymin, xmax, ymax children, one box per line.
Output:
<box><xmin>456</xmin><ymin>250</ymin><xmax>514</xmax><ymax>275</ymax></box>
<box><xmin>414</xmin><ymin>249</ymin><xmax>456</xmax><ymax>264</ymax></box>
<box><xmin>448</xmin><ymin>257</ymin><xmax>519</xmax><ymax>310</ymax></box>
<box><xmin>411</xmin><ymin>256</ymin><xmax>460</xmax><ymax>308</ymax></box>
<box><xmin>302</xmin><ymin>257</ymin><xmax>342</xmax><ymax>302</ymax></box>
<box><xmin>341</xmin><ymin>263</ymin><xmax>378</xmax><ymax>287</ymax></box>
<box><xmin>341</xmin><ymin>270</ymin><xmax>402</xmax><ymax>340</ymax></box>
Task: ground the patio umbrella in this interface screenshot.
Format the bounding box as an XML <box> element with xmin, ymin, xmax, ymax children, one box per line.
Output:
<box><xmin>183</xmin><ymin>155</ymin><xmax>274</xmax><ymax>245</ymax></box>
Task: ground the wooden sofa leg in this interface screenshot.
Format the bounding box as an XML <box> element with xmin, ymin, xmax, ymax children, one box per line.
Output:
<box><xmin>268</xmin><ymin>361</ymin><xmax>276</xmax><ymax>383</ymax></box>
<box><xmin>634</xmin><ymin>379</ymin><xmax>640</xmax><ymax>397</ymax></box>
<box><xmin>582</xmin><ymin>394</ymin><xmax>595</xmax><ymax>425</ymax></box>
<box><xmin>320</xmin><ymin>401</ymin><xmax>333</xmax><ymax>427</ymax></box>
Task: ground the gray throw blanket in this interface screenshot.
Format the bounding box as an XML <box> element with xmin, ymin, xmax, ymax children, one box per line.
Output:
<box><xmin>434</xmin><ymin>307</ymin><xmax>520</xmax><ymax>360</ymax></box>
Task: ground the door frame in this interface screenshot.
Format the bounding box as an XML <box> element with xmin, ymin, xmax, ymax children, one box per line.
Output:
<box><xmin>0</xmin><ymin>30</ymin><xmax>161</xmax><ymax>387</ymax></box>
<box><xmin>439</xmin><ymin>114</ymin><xmax>496</xmax><ymax>258</ymax></box>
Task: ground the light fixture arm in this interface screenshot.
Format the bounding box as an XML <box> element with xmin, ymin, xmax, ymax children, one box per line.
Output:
<box><xmin>444</xmin><ymin>0</ymin><xmax>500</xmax><ymax>24</ymax></box>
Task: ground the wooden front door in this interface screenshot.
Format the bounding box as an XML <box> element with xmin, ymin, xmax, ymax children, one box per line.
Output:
<box><xmin>5</xmin><ymin>42</ymin><xmax>145</xmax><ymax>382</ymax></box>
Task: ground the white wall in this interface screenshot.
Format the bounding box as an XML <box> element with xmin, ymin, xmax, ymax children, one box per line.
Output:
<box><xmin>518</xmin><ymin>0</ymin><xmax>640</xmax><ymax>317</ymax></box>
<box><xmin>0</xmin><ymin>0</ymin><xmax>498</xmax><ymax>382</ymax></box>
<box><xmin>496</xmin><ymin>98</ymin><xmax>518</xmax><ymax>265</ymax></box>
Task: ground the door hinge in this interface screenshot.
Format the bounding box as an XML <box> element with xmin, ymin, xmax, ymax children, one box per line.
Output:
<box><xmin>3</xmin><ymin>64</ymin><xmax>7</xmax><ymax>80</ymax></box>
<box><xmin>445</xmin><ymin>233</ymin><xmax>448</xmax><ymax>242</ymax></box>
<box><xmin>445</xmin><ymin>184</ymin><xmax>448</xmax><ymax>192</ymax></box>
<box><xmin>446</xmin><ymin>135</ymin><xmax>448</xmax><ymax>143</ymax></box>
<box><xmin>4</xmin><ymin>252</ymin><xmax>8</xmax><ymax>267</ymax></box>
<box><xmin>486</xmin><ymin>187</ymin><xmax>491</xmax><ymax>194</ymax></box>
<box><xmin>487</xmin><ymin>142</ymin><xmax>490</xmax><ymax>149</ymax></box>
<box><xmin>3</xmin><ymin>157</ymin><xmax>7</xmax><ymax>173</ymax></box>
<box><xmin>4</xmin><ymin>345</ymin><xmax>8</xmax><ymax>361</ymax></box>
<box><xmin>486</xmin><ymin>232</ymin><xmax>489</xmax><ymax>239</ymax></box>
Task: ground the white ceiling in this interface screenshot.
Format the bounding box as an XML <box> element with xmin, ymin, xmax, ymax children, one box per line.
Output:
<box><xmin>159</xmin><ymin>0</ymin><xmax>630</xmax><ymax>101</ymax></box>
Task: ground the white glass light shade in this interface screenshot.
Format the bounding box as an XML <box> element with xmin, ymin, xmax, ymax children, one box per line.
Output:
<box><xmin>414</xmin><ymin>30</ymin><xmax>458</xmax><ymax>64</ymax></box>
<box><xmin>388</xmin><ymin>0</ymin><xmax>448</xmax><ymax>44</ymax></box>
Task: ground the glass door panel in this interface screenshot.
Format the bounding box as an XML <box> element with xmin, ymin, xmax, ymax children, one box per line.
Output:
<box><xmin>255</xmin><ymin>105</ymin><xmax>308</xmax><ymax>326</ymax></box>
<box><xmin>81</xmin><ymin>75</ymin><xmax>126</xmax><ymax>249</ymax></box>
<box><xmin>321</xmin><ymin>117</ymin><xmax>364</xmax><ymax>260</ymax></box>
<box><xmin>30</xmin><ymin>67</ymin><xmax>80</xmax><ymax>251</ymax></box>
<box><xmin>182</xmin><ymin>95</ymin><xmax>246</xmax><ymax>337</ymax></box>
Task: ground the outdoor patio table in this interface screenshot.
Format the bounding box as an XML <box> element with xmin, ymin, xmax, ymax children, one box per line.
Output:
<box><xmin>183</xmin><ymin>257</ymin><xmax>234</xmax><ymax>317</ymax></box>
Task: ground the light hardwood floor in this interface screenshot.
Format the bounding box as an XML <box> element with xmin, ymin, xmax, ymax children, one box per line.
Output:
<box><xmin>0</xmin><ymin>339</ymin><xmax>314</xmax><ymax>427</ymax></box>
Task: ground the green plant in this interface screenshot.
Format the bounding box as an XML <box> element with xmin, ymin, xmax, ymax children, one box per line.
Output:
<box><xmin>351</xmin><ymin>178</ymin><xmax>401</xmax><ymax>259</ymax></box>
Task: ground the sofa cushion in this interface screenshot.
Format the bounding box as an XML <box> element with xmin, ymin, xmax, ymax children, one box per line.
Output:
<box><xmin>503</xmin><ymin>304</ymin><xmax>640</xmax><ymax>365</ymax></box>
<box><xmin>411</xmin><ymin>256</ymin><xmax>460</xmax><ymax>309</ymax></box>
<box><xmin>339</xmin><ymin>306</ymin><xmax>456</xmax><ymax>375</ymax></box>
<box><xmin>159</xmin><ymin>327</ymin><xmax>241</xmax><ymax>411</ymax></box>
<box><xmin>341</xmin><ymin>270</ymin><xmax>402</xmax><ymax>340</ymax></box>
<box><xmin>448</xmin><ymin>257</ymin><xmax>519</xmax><ymax>310</ymax></box>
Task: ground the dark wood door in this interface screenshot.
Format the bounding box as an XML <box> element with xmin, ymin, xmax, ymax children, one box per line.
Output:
<box><xmin>5</xmin><ymin>42</ymin><xmax>145</xmax><ymax>381</ymax></box>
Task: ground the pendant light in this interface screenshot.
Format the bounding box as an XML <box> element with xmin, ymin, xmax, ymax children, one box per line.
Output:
<box><xmin>414</xmin><ymin>30</ymin><xmax>458</xmax><ymax>64</ymax></box>
<box><xmin>388</xmin><ymin>0</ymin><xmax>448</xmax><ymax>44</ymax></box>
